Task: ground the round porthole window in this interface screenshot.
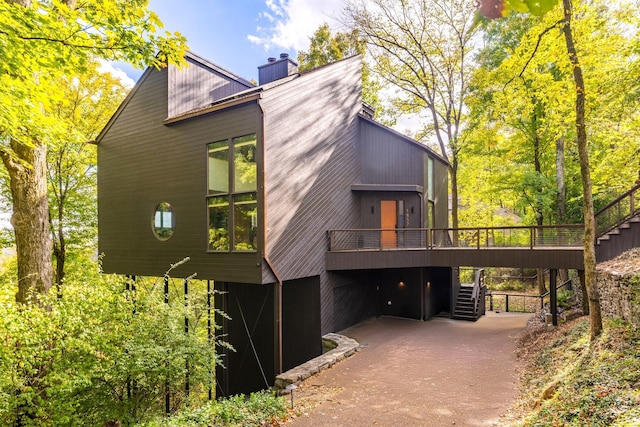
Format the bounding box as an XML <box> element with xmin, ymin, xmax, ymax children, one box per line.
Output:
<box><xmin>152</xmin><ymin>202</ymin><xmax>175</xmax><ymax>241</ymax></box>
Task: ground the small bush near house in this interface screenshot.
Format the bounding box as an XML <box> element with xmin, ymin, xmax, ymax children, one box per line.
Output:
<box><xmin>141</xmin><ymin>391</ymin><xmax>287</xmax><ymax>427</ymax></box>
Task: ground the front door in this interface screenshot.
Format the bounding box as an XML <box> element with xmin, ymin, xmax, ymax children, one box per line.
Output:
<box><xmin>381</xmin><ymin>200</ymin><xmax>397</xmax><ymax>248</ymax></box>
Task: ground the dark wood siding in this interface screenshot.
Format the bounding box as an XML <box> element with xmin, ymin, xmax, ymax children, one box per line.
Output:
<box><xmin>375</xmin><ymin>268</ymin><xmax>423</xmax><ymax>319</ymax></box>
<box><xmin>360</xmin><ymin>120</ymin><xmax>424</xmax><ymax>185</ymax></box>
<box><xmin>596</xmin><ymin>220</ymin><xmax>640</xmax><ymax>262</ymax></box>
<box><xmin>260</xmin><ymin>56</ymin><xmax>362</xmax><ymax>333</ymax></box>
<box><xmin>282</xmin><ymin>276</ymin><xmax>322</xmax><ymax>370</ymax></box>
<box><xmin>215</xmin><ymin>281</ymin><xmax>275</xmax><ymax>396</ymax></box>
<box><xmin>258</xmin><ymin>58</ymin><xmax>297</xmax><ymax>85</ymax></box>
<box><xmin>331</xmin><ymin>271</ymin><xmax>378</xmax><ymax>332</ymax></box>
<box><xmin>98</xmin><ymin>68</ymin><xmax>263</xmax><ymax>282</ymax></box>
<box><xmin>168</xmin><ymin>57</ymin><xmax>253</xmax><ymax>118</ymax></box>
<box><xmin>326</xmin><ymin>248</ymin><xmax>584</xmax><ymax>270</ymax></box>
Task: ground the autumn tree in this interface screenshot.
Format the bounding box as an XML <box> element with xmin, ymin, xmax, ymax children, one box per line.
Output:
<box><xmin>0</xmin><ymin>0</ymin><xmax>187</xmax><ymax>303</ymax></box>
<box><xmin>464</xmin><ymin>13</ymin><xmax>579</xmax><ymax>228</ymax></box>
<box><xmin>344</xmin><ymin>0</ymin><xmax>479</xmax><ymax>232</ymax></box>
<box><xmin>476</xmin><ymin>0</ymin><xmax>610</xmax><ymax>338</ymax></box>
<box><xmin>48</xmin><ymin>63</ymin><xmax>129</xmax><ymax>290</ymax></box>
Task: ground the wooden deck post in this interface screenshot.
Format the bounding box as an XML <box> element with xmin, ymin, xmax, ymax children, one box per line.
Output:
<box><xmin>550</xmin><ymin>269</ymin><xmax>558</xmax><ymax>326</ymax></box>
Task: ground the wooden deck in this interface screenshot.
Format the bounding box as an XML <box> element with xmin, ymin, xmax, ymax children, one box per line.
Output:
<box><xmin>326</xmin><ymin>226</ymin><xmax>585</xmax><ymax>270</ymax></box>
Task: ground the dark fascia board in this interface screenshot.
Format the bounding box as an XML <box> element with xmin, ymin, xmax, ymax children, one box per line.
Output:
<box><xmin>358</xmin><ymin>114</ymin><xmax>450</xmax><ymax>167</ymax></box>
<box><xmin>185</xmin><ymin>51</ymin><xmax>255</xmax><ymax>88</ymax></box>
<box><xmin>163</xmin><ymin>92</ymin><xmax>262</xmax><ymax>124</ymax></box>
<box><xmin>351</xmin><ymin>183</ymin><xmax>424</xmax><ymax>193</ymax></box>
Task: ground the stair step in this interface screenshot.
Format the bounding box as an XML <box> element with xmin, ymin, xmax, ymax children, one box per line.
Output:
<box><xmin>630</xmin><ymin>216</ymin><xmax>640</xmax><ymax>223</ymax></box>
<box><xmin>453</xmin><ymin>314</ymin><xmax>478</xmax><ymax>321</ymax></box>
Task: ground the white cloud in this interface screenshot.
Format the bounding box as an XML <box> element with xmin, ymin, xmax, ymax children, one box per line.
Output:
<box><xmin>260</xmin><ymin>11</ymin><xmax>276</xmax><ymax>23</ymax></box>
<box><xmin>247</xmin><ymin>34</ymin><xmax>262</xmax><ymax>44</ymax></box>
<box><xmin>249</xmin><ymin>0</ymin><xmax>346</xmax><ymax>52</ymax></box>
<box><xmin>98</xmin><ymin>61</ymin><xmax>136</xmax><ymax>89</ymax></box>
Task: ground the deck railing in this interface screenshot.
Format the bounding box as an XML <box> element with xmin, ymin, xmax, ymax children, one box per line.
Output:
<box><xmin>328</xmin><ymin>225</ymin><xmax>584</xmax><ymax>252</ymax></box>
<box><xmin>487</xmin><ymin>279</ymin><xmax>573</xmax><ymax>313</ymax></box>
<box><xmin>595</xmin><ymin>183</ymin><xmax>640</xmax><ymax>236</ymax></box>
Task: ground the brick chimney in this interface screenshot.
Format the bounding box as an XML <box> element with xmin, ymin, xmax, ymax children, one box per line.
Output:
<box><xmin>258</xmin><ymin>53</ymin><xmax>299</xmax><ymax>85</ymax></box>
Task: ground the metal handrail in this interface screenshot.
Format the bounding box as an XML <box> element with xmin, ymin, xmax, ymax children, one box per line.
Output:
<box><xmin>327</xmin><ymin>225</ymin><xmax>584</xmax><ymax>252</ymax></box>
<box><xmin>488</xmin><ymin>279</ymin><xmax>572</xmax><ymax>313</ymax></box>
<box><xmin>471</xmin><ymin>268</ymin><xmax>485</xmax><ymax>317</ymax></box>
<box><xmin>594</xmin><ymin>182</ymin><xmax>640</xmax><ymax>236</ymax></box>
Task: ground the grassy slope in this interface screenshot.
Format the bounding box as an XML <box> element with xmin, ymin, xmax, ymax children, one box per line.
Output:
<box><xmin>505</xmin><ymin>314</ymin><xmax>640</xmax><ymax>426</ymax></box>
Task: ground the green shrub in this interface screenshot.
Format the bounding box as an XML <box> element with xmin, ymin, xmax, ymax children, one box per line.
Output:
<box><xmin>140</xmin><ymin>391</ymin><xmax>287</xmax><ymax>427</ymax></box>
<box><xmin>557</xmin><ymin>289</ymin><xmax>573</xmax><ymax>309</ymax></box>
<box><xmin>0</xmin><ymin>252</ymin><xmax>230</xmax><ymax>426</ymax></box>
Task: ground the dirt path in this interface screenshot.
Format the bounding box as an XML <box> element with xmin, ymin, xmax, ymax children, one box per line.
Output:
<box><xmin>286</xmin><ymin>313</ymin><xmax>531</xmax><ymax>427</ymax></box>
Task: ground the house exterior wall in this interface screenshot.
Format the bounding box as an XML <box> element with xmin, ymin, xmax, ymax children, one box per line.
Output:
<box><xmin>260</xmin><ymin>56</ymin><xmax>362</xmax><ymax>333</ymax></box>
<box><xmin>98</xmin><ymin>68</ymin><xmax>263</xmax><ymax>282</ymax></box>
<box><xmin>359</xmin><ymin>192</ymin><xmax>422</xmax><ymax>229</ymax></box>
<box><xmin>360</xmin><ymin>119</ymin><xmax>426</xmax><ymax>186</ymax></box>
<box><xmin>168</xmin><ymin>55</ymin><xmax>253</xmax><ymax>118</ymax></box>
<box><xmin>214</xmin><ymin>281</ymin><xmax>275</xmax><ymax>396</ymax></box>
<box><xmin>358</xmin><ymin>119</ymin><xmax>449</xmax><ymax>230</ymax></box>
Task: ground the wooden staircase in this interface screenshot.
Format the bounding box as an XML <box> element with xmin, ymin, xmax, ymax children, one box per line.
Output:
<box><xmin>453</xmin><ymin>269</ymin><xmax>486</xmax><ymax>321</ymax></box>
<box><xmin>453</xmin><ymin>285</ymin><xmax>479</xmax><ymax>321</ymax></box>
<box><xmin>595</xmin><ymin>183</ymin><xmax>640</xmax><ymax>262</ymax></box>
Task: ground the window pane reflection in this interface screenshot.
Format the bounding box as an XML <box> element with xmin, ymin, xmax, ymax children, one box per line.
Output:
<box><xmin>234</xmin><ymin>135</ymin><xmax>257</xmax><ymax>192</ymax></box>
<box><xmin>208</xmin><ymin>196</ymin><xmax>229</xmax><ymax>250</ymax></box>
<box><xmin>208</xmin><ymin>140</ymin><xmax>228</xmax><ymax>195</ymax></box>
<box><xmin>234</xmin><ymin>193</ymin><xmax>257</xmax><ymax>251</ymax></box>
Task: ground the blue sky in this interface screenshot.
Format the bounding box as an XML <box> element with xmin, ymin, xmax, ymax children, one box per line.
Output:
<box><xmin>114</xmin><ymin>0</ymin><xmax>346</xmax><ymax>84</ymax></box>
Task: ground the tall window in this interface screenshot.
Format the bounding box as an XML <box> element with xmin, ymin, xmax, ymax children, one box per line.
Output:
<box><xmin>426</xmin><ymin>156</ymin><xmax>435</xmax><ymax>228</ymax></box>
<box><xmin>207</xmin><ymin>134</ymin><xmax>257</xmax><ymax>251</ymax></box>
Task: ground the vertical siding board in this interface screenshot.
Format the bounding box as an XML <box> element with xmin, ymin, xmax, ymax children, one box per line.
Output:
<box><xmin>98</xmin><ymin>67</ymin><xmax>263</xmax><ymax>282</ymax></box>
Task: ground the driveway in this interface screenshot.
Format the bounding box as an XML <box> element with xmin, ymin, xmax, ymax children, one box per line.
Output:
<box><xmin>287</xmin><ymin>312</ymin><xmax>531</xmax><ymax>427</ymax></box>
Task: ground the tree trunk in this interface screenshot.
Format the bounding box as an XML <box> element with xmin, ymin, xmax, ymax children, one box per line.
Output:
<box><xmin>555</xmin><ymin>136</ymin><xmax>566</xmax><ymax>221</ymax></box>
<box><xmin>53</xmin><ymin>228</ymin><xmax>66</xmax><ymax>297</ymax></box>
<box><xmin>51</xmin><ymin>153</ymin><xmax>66</xmax><ymax>295</ymax></box>
<box><xmin>450</xmin><ymin>157</ymin><xmax>459</xmax><ymax>245</ymax></box>
<box><xmin>0</xmin><ymin>139</ymin><xmax>53</xmax><ymax>304</ymax></box>
<box><xmin>562</xmin><ymin>0</ymin><xmax>602</xmax><ymax>339</ymax></box>
<box><xmin>578</xmin><ymin>269</ymin><xmax>589</xmax><ymax>314</ymax></box>
<box><xmin>537</xmin><ymin>268</ymin><xmax>546</xmax><ymax>294</ymax></box>
<box><xmin>556</xmin><ymin>136</ymin><xmax>569</xmax><ymax>280</ymax></box>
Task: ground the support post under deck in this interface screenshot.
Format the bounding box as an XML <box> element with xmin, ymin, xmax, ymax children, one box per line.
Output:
<box><xmin>550</xmin><ymin>269</ymin><xmax>558</xmax><ymax>326</ymax></box>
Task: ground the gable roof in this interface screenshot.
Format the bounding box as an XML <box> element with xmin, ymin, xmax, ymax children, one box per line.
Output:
<box><xmin>163</xmin><ymin>55</ymin><xmax>363</xmax><ymax>124</ymax></box>
<box><xmin>185</xmin><ymin>51</ymin><xmax>254</xmax><ymax>88</ymax></box>
<box><xmin>96</xmin><ymin>51</ymin><xmax>255</xmax><ymax>143</ymax></box>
